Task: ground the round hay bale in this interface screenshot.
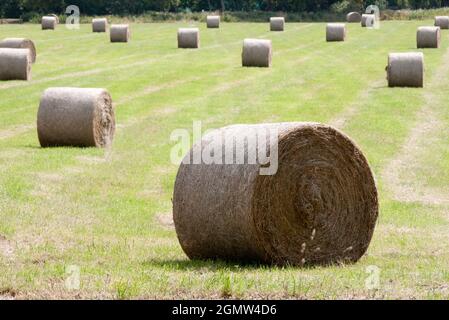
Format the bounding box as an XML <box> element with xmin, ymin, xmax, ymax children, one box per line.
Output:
<box><xmin>110</xmin><ymin>24</ymin><xmax>130</xmax><ymax>43</ymax></box>
<box><xmin>326</xmin><ymin>23</ymin><xmax>347</xmax><ymax>42</ymax></box>
<box><xmin>361</xmin><ymin>14</ymin><xmax>375</xmax><ymax>27</ymax></box>
<box><xmin>178</xmin><ymin>28</ymin><xmax>200</xmax><ymax>49</ymax></box>
<box><xmin>417</xmin><ymin>26</ymin><xmax>440</xmax><ymax>48</ymax></box>
<box><xmin>0</xmin><ymin>48</ymin><xmax>31</xmax><ymax>81</ymax></box>
<box><xmin>207</xmin><ymin>15</ymin><xmax>220</xmax><ymax>28</ymax></box>
<box><xmin>0</xmin><ymin>38</ymin><xmax>36</xmax><ymax>63</ymax></box>
<box><xmin>92</xmin><ymin>18</ymin><xmax>108</xmax><ymax>33</ymax></box>
<box><xmin>242</xmin><ymin>39</ymin><xmax>272</xmax><ymax>68</ymax></box>
<box><xmin>434</xmin><ymin>16</ymin><xmax>449</xmax><ymax>29</ymax></box>
<box><xmin>48</xmin><ymin>14</ymin><xmax>59</xmax><ymax>24</ymax></box>
<box><xmin>37</xmin><ymin>87</ymin><xmax>115</xmax><ymax>148</ymax></box>
<box><xmin>41</xmin><ymin>16</ymin><xmax>57</xmax><ymax>30</ymax></box>
<box><xmin>346</xmin><ymin>12</ymin><xmax>362</xmax><ymax>23</ymax></box>
<box><xmin>173</xmin><ymin>122</ymin><xmax>379</xmax><ymax>266</ymax></box>
<box><xmin>270</xmin><ymin>17</ymin><xmax>285</xmax><ymax>31</ymax></box>
<box><xmin>387</xmin><ymin>52</ymin><xmax>424</xmax><ymax>88</ymax></box>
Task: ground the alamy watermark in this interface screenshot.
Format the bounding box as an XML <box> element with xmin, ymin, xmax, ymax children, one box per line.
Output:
<box><xmin>365</xmin><ymin>5</ymin><xmax>381</xmax><ymax>29</ymax></box>
<box><xmin>365</xmin><ymin>265</ymin><xmax>381</xmax><ymax>290</ymax></box>
<box><xmin>65</xmin><ymin>265</ymin><xmax>80</xmax><ymax>291</ymax></box>
<box><xmin>65</xmin><ymin>5</ymin><xmax>80</xmax><ymax>30</ymax></box>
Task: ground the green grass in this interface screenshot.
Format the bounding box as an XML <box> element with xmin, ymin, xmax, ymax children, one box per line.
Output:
<box><xmin>0</xmin><ymin>21</ymin><xmax>448</xmax><ymax>299</ymax></box>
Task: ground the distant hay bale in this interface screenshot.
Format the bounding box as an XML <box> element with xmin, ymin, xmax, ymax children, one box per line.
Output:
<box><xmin>207</xmin><ymin>15</ymin><xmax>220</xmax><ymax>28</ymax></box>
<box><xmin>92</xmin><ymin>18</ymin><xmax>108</xmax><ymax>33</ymax></box>
<box><xmin>387</xmin><ymin>52</ymin><xmax>424</xmax><ymax>88</ymax></box>
<box><xmin>48</xmin><ymin>14</ymin><xmax>59</xmax><ymax>24</ymax></box>
<box><xmin>242</xmin><ymin>39</ymin><xmax>272</xmax><ymax>68</ymax></box>
<box><xmin>173</xmin><ymin>122</ymin><xmax>379</xmax><ymax>266</ymax></box>
<box><xmin>37</xmin><ymin>87</ymin><xmax>115</xmax><ymax>148</ymax></box>
<box><xmin>0</xmin><ymin>38</ymin><xmax>36</xmax><ymax>63</ymax></box>
<box><xmin>0</xmin><ymin>48</ymin><xmax>31</xmax><ymax>81</ymax></box>
<box><xmin>270</xmin><ymin>17</ymin><xmax>285</xmax><ymax>31</ymax></box>
<box><xmin>346</xmin><ymin>12</ymin><xmax>362</xmax><ymax>23</ymax></box>
<box><xmin>110</xmin><ymin>24</ymin><xmax>130</xmax><ymax>42</ymax></box>
<box><xmin>326</xmin><ymin>23</ymin><xmax>347</xmax><ymax>42</ymax></box>
<box><xmin>361</xmin><ymin>14</ymin><xmax>375</xmax><ymax>27</ymax></box>
<box><xmin>41</xmin><ymin>16</ymin><xmax>57</xmax><ymax>30</ymax></box>
<box><xmin>417</xmin><ymin>26</ymin><xmax>440</xmax><ymax>48</ymax></box>
<box><xmin>434</xmin><ymin>16</ymin><xmax>449</xmax><ymax>29</ymax></box>
<box><xmin>178</xmin><ymin>28</ymin><xmax>200</xmax><ymax>48</ymax></box>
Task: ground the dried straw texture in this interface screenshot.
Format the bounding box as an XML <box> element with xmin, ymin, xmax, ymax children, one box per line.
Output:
<box><xmin>207</xmin><ymin>15</ymin><xmax>220</xmax><ymax>28</ymax></box>
<box><xmin>270</xmin><ymin>17</ymin><xmax>285</xmax><ymax>31</ymax></box>
<box><xmin>346</xmin><ymin>12</ymin><xmax>362</xmax><ymax>23</ymax></box>
<box><xmin>37</xmin><ymin>88</ymin><xmax>115</xmax><ymax>148</ymax></box>
<box><xmin>110</xmin><ymin>24</ymin><xmax>130</xmax><ymax>43</ymax></box>
<box><xmin>48</xmin><ymin>14</ymin><xmax>59</xmax><ymax>24</ymax></box>
<box><xmin>361</xmin><ymin>14</ymin><xmax>375</xmax><ymax>27</ymax></box>
<box><xmin>417</xmin><ymin>26</ymin><xmax>440</xmax><ymax>49</ymax></box>
<box><xmin>326</xmin><ymin>23</ymin><xmax>347</xmax><ymax>42</ymax></box>
<box><xmin>0</xmin><ymin>38</ymin><xmax>36</xmax><ymax>63</ymax></box>
<box><xmin>435</xmin><ymin>16</ymin><xmax>449</xmax><ymax>29</ymax></box>
<box><xmin>41</xmin><ymin>16</ymin><xmax>57</xmax><ymax>30</ymax></box>
<box><xmin>387</xmin><ymin>52</ymin><xmax>424</xmax><ymax>88</ymax></box>
<box><xmin>178</xmin><ymin>28</ymin><xmax>200</xmax><ymax>48</ymax></box>
<box><xmin>92</xmin><ymin>18</ymin><xmax>108</xmax><ymax>33</ymax></box>
<box><xmin>0</xmin><ymin>48</ymin><xmax>31</xmax><ymax>81</ymax></box>
<box><xmin>242</xmin><ymin>39</ymin><xmax>272</xmax><ymax>68</ymax></box>
<box><xmin>173</xmin><ymin>123</ymin><xmax>379</xmax><ymax>266</ymax></box>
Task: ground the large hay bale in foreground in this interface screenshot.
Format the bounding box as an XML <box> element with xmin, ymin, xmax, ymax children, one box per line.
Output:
<box><xmin>242</xmin><ymin>39</ymin><xmax>272</xmax><ymax>68</ymax></box>
<box><xmin>41</xmin><ymin>16</ymin><xmax>57</xmax><ymax>30</ymax></box>
<box><xmin>417</xmin><ymin>26</ymin><xmax>440</xmax><ymax>48</ymax></box>
<box><xmin>347</xmin><ymin>12</ymin><xmax>362</xmax><ymax>23</ymax></box>
<box><xmin>0</xmin><ymin>38</ymin><xmax>36</xmax><ymax>63</ymax></box>
<box><xmin>173</xmin><ymin>123</ymin><xmax>379</xmax><ymax>266</ymax></box>
<box><xmin>361</xmin><ymin>14</ymin><xmax>375</xmax><ymax>27</ymax></box>
<box><xmin>270</xmin><ymin>17</ymin><xmax>285</xmax><ymax>31</ymax></box>
<box><xmin>178</xmin><ymin>28</ymin><xmax>200</xmax><ymax>48</ymax></box>
<box><xmin>0</xmin><ymin>48</ymin><xmax>31</xmax><ymax>81</ymax></box>
<box><xmin>326</xmin><ymin>23</ymin><xmax>347</xmax><ymax>42</ymax></box>
<box><xmin>110</xmin><ymin>24</ymin><xmax>130</xmax><ymax>42</ymax></box>
<box><xmin>92</xmin><ymin>18</ymin><xmax>108</xmax><ymax>33</ymax></box>
<box><xmin>387</xmin><ymin>52</ymin><xmax>424</xmax><ymax>88</ymax></box>
<box><xmin>207</xmin><ymin>15</ymin><xmax>220</xmax><ymax>28</ymax></box>
<box><xmin>37</xmin><ymin>88</ymin><xmax>115</xmax><ymax>148</ymax></box>
<box><xmin>434</xmin><ymin>16</ymin><xmax>449</xmax><ymax>29</ymax></box>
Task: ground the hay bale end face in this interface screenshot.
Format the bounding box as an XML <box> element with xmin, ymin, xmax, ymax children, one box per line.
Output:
<box><xmin>434</xmin><ymin>16</ymin><xmax>449</xmax><ymax>29</ymax></box>
<box><xmin>110</xmin><ymin>24</ymin><xmax>130</xmax><ymax>42</ymax></box>
<box><xmin>207</xmin><ymin>15</ymin><xmax>220</xmax><ymax>28</ymax></box>
<box><xmin>347</xmin><ymin>12</ymin><xmax>362</xmax><ymax>23</ymax></box>
<box><xmin>417</xmin><ymin>26</ymin><xmax>440</xmax><ymax>48</ymax></box>
<box><xmin>0</xmin><ymin>38</ymin><xmax>36</xmax><ymax>63</ymax></box>
<box><xmin>326</xmin><ymin>23</ymin><xmax>347</xmax><ymax>42</ymax></box>
<box><xmin>41</xmin><ymin>16</ymin><xmax>57</xmax><ymax>30</ymax></box>
<box><xmin>173</xmin><ymin>123</ymin><xmax>379</xmax><ymax>266</ymax></box>
<box><xmin>92</xmin><ymin>18</ymin><xmax>108</xmax><ymax>33</ymax></box>
<box><xmin>37</xmin><ymin>87</ymin><xmax>115</xmax><ymax>148</ymax></box>
<box><xmin>178</xmin><ymin>28</ymin><xmax>200</xmax><ymax>49</ymax></box>
<box><xmin>242</xmin><ymin>39</ymin><xmax>272</xmax><ymax>68</ymax></box>
<box><xmin>361</xmin><ymin>14</ymin><xmax>375</xmax><ymax>27</ymax></box>
<box><xmin>270</xmin><ymin>17</ymin><xmax>285</xmax><ymax>31</ymax></box>
<box><xmin>0</xmin><ymin>48</ymin><xmax>31</xmax><ymax>81</ymax></box>
<box><xmin>387</xmin><ymin>52</ymin><xmax>424</xmax><ymax>88</ymax></box>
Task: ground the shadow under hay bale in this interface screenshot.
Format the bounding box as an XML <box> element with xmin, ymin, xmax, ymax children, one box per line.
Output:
<box><xmin>0</xmin><ymin>48</ymin><xmax>31</xmax><ymax>81</ymax></box>
<box><xmin>326</xmin><ymin>23</ymin><xmax>346</xmax><ymax>42</ymax></box>
<box><xmin>387</xmin><ymin>52</ymin><xmax>424</xmax><ymax>88</ymax></box>
<box><xmin>417</xmin><ymin>26</ymin><xmax>440</xmax><ymax>49</ymax></box>
<box><xmin>37</xmin><ymin>87</ymin><xmax>115</xmax><ymax>148</ymax></box>
<box><xmin>242</xmin><ymin>39</ymin><xmax>272</xmax><ymax>68</ymax></box>
<box><xmin>41</xmin><ymin>16</ymin><xmax>57</xmax><ymax>30</ymax></box>
<box><xmin>346</xmin><ymin>12</ymin><xmax>362</xmax><ymax>23</ymax></box>
<box><xmin>110</xmin><ymin>24</ymin><xmax>130</xmax><ymax>43</ymax></box>
<box><xmin>0</xmin><ymin>38</ymin><xmax>36</xmax><ymax>63</ymax></box>
<box><xmin>92</xmin><ymin>18</ymin><xmax>108</xmax><ymax>33</ymax></box>
<box><xmin>207</xmin><ymin>16</ymin><xmax>220</xmax><ymax>28</ymax></box>
<box><xmin>270</xmin><ymin>17</ymin><xmax>285</xmax><ymax>31</ymax></box>
<box><xmin>434</xmin><ymin>16</ymin><xmax>449</xmax><ymax>29</ymax></box>
<box><xmin>178</xmin><ymin>28</ymin><xmax>200</xmax><ymax>49</ymax></box>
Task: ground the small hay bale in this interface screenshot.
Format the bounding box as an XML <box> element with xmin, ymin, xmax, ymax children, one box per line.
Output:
<box><xmin>0</xmin><ymin>48</ymin><xmax>31</xmax><ymax>81</ymax></box>
<box><xmin>361</xmin><ymin>14</ymin><xmax>375</xmax><ymax>27</ymax></box>
<box><xmin>326</xmin><ymin>23</ymin><xmax>347</xmax><ymax>42</ymax></box>
<box><xmin>346</xmin><ymin>12</ymin><xmax>362</xmax><ymax>23</ymax></box>
<box><xmin>417</xmin><ymin>26</ymin><xmax>440</xmax><ymax>48</ymax></box>
<box><xmin>0</xmin><ymin>38</ymin><xmax>36</xmax><ymax>63</ymax></box>
<box><xmin>387</xmin><ymin>52</ymin><xmax>424</xmax><ymax>88</ymax></box>
<box><xmin>37</xmin><ymin>87</ymin><xmax>115</xmax><ymax>148</ymax></box>
<box><xmin>242</xmin><ymin>39</ymin><xmax>272</xmax><ymax>68</ymax></box>
<box><xmin>207</xmin><ymin>15</ymin><xmax>220</xmax><ymax>28</ymax></box>
<box><xmin>178</xmin><ymin>28</ymin><xmax>200</xmax><ymax>49</ymax></box>
<box><xmin>173</xmin><ymin>123</ymin><xmax>379</xmax><ymax>266</ymax></box>
<box><xmin>48</xmin><ymin>14</ymin><xmax>60</xmax><ymax>24</ymax></box>
<box><xmin>110</xmin><ymin>24</ymin><xmax>130</xmax><ymax>43</ymax></box>
<box><xmin>434</xmin><ymin>16</ymin><xmax>449</xmax><ymax>29</ymax></box>
<box><xmin>41</xmin><ymin>16</ymin><xmax>57</xmax><ymax>30</ymax></box>
<box><xmin>270</xmin><ymin>17</ymin><xmax>285</xmax><ymax>31</ymax></box>
<box><xmin>92</xmin><ymin>18</ymin><xmax>108</xmax><ymax>33</ymax></box>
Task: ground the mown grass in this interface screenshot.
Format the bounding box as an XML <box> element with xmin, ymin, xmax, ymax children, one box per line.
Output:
<box><xmin>0</xmin><ymin>21</ymin><xmax>448</xmax><ymax>299</ymax></box>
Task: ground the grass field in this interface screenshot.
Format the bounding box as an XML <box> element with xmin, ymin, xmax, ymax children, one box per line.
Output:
<box><xmin>0</xmin><ymin>21</ymin><xmax>448</xmax><ymax>299</ymax></box>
